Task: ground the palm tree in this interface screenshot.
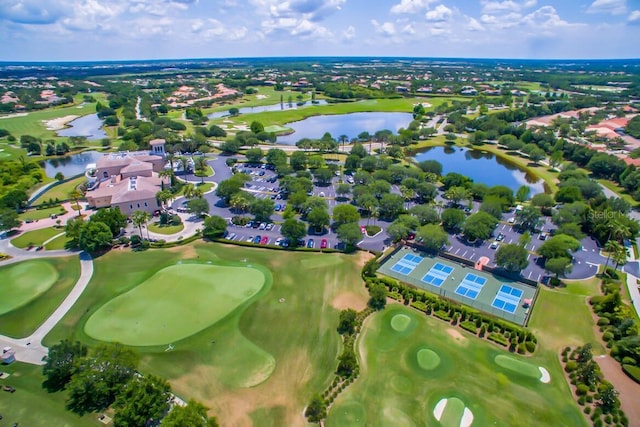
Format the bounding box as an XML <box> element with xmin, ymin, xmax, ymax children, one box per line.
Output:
<box><xmin>155</xmin><ymin>190</ymin><xmax>172</xmax><ymax>209</ymax></box>
<box><xmin>70</xmin><ymin>189</ymin><xmax>83</xmax><ymax>217</ymax></box>
<box><xmin>131</xmin><ymin>210</ymin><xmax>151</xmax><ymax>239</ymax></box>
<box><xmin>194</xmin><ymin>156</ymin><xmax>208</xmax><ymax>184</ymax></box>
<box><xmin>184</xmin><ymin>183</ymin><xmax>203</xmax><ymax>199</ymax></box>
<box><xmin>230</xmin><ymin>192</ymin><xmax>250</xmax><ymax>213</ymax></box>
<box><xmin>613</xmin><ymin>244</ymin><xmax>629</xmax><ymax>271</ymax></box>
<box><xmin>178</xmin><ymin>156</ymin><xmax>191</xmax><ymax>181</ymax></box>
<box><xmin>158</xmin><ymin>169</ymin><xmax>174</xmax><ymax>189</ymax></box>
<box><xmin>399</xmin><ymin>185</ymin><xmax>415</xmax><ymax>210</ymax></box>
<box><xmin>603</xmin><ymin>240</ymin><xmax>620</xmax><ymax>272</ymax></box>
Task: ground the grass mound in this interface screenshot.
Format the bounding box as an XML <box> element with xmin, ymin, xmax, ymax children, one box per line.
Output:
<box><xmin>390</xmin><ymin>314</ymin><xmax>412</xmax><ymax>332</ymax></box>
<box><xmin>494</xmin><ymin>354</ymin><xmax>542</xmax><ymax>380</ymax></box>
<box><xmin>84</xmin><ymin>263</ymin><xmax>265</xmax><ymax>346</ymax></box>
<box><xmin>0</xmin><ymin>260</ymin><xmax>59</xmax><ymax>315</ymax></box>
<box><xmin>416</xmin><ymin>348</ymin><xmax>441</xmax><ymax>371</ymax></box>
<box><xmin>327</xmin><ymin>400</ymin><xmax>367</xmax><ymax>427</ymax></box>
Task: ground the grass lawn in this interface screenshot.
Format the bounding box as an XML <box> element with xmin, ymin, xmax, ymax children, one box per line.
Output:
<box><xmin>45</xmin><ymin>233</ymin><xmax>72</xmax><ymax>250</ymax></box>
<box><xmin>31</xmin><ymin>176</ymin><xmax>86</xmax><ymax>203</ymax></box>
<box><xmin>44</xmin><ymin>243</ymin><xmax>371</xmax><ymax>427</ymax></box>
<box><xmin>597</xmin><ymin>179</ymin><xmax>639</xmax><ymax>208</ymax></box>
<box><xmin>84</xmin><ymin>263</ymin><xmax>266</xmax><ymax>346</ymax></box>
<box><xmin>194</xmin><ymin>165</ymin><xmax>214</xmax><ymax>177</ymax></box>
<box><xmin>0</xmin><ymin>141</ymin><xmax>27</xmax><ymax>161</ymax></box>
<box><xmin>0</xmin><ymin>257</ymin><xmax>80</xmax><ymax>337</ymax></box>
<box><xmin>0</xmin><ymin>363</ymin><xmax>94</xmax><ymax>427</ymax></box>
<box><xmin>11</xmin><ymin>226</ymin><xmax>65</xmax><ymax>249</ymax></box>
<box><xmin>19</xmin><ymin>205</ymin><xmax>67</xmax><ymax>221</ymax></box>
<box><xmin>326</xmin><ymin>305</ymin><xmax>586</xmax><ymax>427</ymax></box>
<box><xmin>148</xmin><ymin>222</ymin><xmax>185</xmax><ymax>235</ymax></box>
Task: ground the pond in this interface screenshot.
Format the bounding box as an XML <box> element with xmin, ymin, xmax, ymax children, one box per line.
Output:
<box><xmin>277</xmin><ymin>112</ymin><xmax>413</xmax><ymax>145</ymax></box>
<box><xmin>207</xmin><ymin>100</ymin><xmax>328</xmax><ymax>119</ymax></box>
<box><xmin>56</xmin><ymin>114</ymin><xmax>107</xmax><ymax>140</ymax></box>
<box><xmin>414</xmin><ymin>146</ymin><xmax>546</xmax><ymax>195</ymax></box>
<box><xmin>42</xmin><ymin>150</ymin><xmax>104</xmax><ymax>178</ymax></box>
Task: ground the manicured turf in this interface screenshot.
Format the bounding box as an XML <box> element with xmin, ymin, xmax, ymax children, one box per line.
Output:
<box><xmin>11</xmin><ymin>227</ymin><xmax>65</xmax><ymax>248</ymax></box>
<box><xmin>0</xmin><ymin>260</ymin><xmax>59</xmax><ymax>315</ymax></box>
<box><xmin>84</xmin><ymin>263</ymin><xmax>265</xmax><ymax>346</ymax></box>
<box><xmin>416</xmin><ymin>347</ymin><xmax>441</xmax><ymax>370</ymax></box>
<box><xmin>148</xmin><ymin>222</ymin><xmax>185</xmax><ymax>235</ymax></box>
<box><xmin>494</xmin><ymin>354</ymin><xmax>541</xmax><ymax>380</ymax></box>
<box><xmin>31</xmin><ymin>176</ymin><xmax>86</xmax><ymax>203</ymax></box>
<box><xmin>0</xmin><ymin>257</ymin><xmax>80</xmax><ymax>337</ymax></box>
<box><xmin>0</xmin><ymin>362</ymin><xmax>93</xmax><ymax>427</ymax></box>
<box><xmin>18</xmin><ymin>205</ymin><xmax>67</xmax><ymax>221</ymax></box>
<box><xmin>45</xmin><ymin>243</ymin><xmax>371</xmax><ymax>426</ymax></box>
<box><xmin>326</xmin><ymin>305</ymin><xmax>586</xmax><ymax>427</ymax></box>
<box><xmin>44</xmin><ymin>234</ymin><xmax>72</xmax><ymax>250</ymax></box>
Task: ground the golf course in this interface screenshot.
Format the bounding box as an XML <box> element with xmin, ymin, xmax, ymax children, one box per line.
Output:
<box><xmin>326</xmin><ymin>305</ymin><xmax>586</xmax><ymax>427</ymax></box>
<box><xmin>0</xmin><ymin>257</ymin><xmax>80</xmax><ymax>338</ymax></box>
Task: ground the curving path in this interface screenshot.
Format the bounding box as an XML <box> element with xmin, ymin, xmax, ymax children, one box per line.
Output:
<box><xmin>0</xmin><ymin>238</ymin><xmax>94</xmax><ymax>365</ymax></box>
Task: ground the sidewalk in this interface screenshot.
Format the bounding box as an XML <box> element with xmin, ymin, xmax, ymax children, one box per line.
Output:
<box><xmin>624</xmin><ymin>241</ymin><xmax>640</xmax><ymax>319</ymax></box>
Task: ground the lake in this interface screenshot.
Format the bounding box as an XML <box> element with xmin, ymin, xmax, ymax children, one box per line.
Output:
<box><xmin>414</xmin><ymin>146</ymin><xmax>545</xmax><ymax>195</ymax></box>
<box><xmin>277</xmin><ymin>112</ymin><xmax>413</xmax><ymax>145</ymax></box>
<box><xmin>207</xmin><ymin>100</ymin><xmax>328</xmax><ymax>119</ymax></box>
<box><xmin>57</xmin><ymin>114</ymin><xmax>107</xmax><ymax>140</ymax></box>
<box><xmin>42</xmin><ymin>150</ymin><xmax>104</xmax><ymax>178</ymax></box>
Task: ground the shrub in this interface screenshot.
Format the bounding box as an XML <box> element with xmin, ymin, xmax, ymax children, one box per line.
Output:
<box><xmin>434</xmin><ymin>310</ymin><xmax>451</xmax><ymax>321</ymax></box>
<box><xmin>602</xmin><ymin>331</ymin><xmax>615</xmax><ymax>342</ymax></box>
<box><xmin>410</xmin><ymin>301</ymin><xmax>427</xmax><ymax>312</ymax></box>
<box><xmin>460</xmin><ymin>321</ymin><xmax>477</xmax><ymax>334</ymax></box>
<box><xmin>525</xmin><ymin>341</ymin><xmax>536</xmax><ymax>353</ymax></box>
<box><xmin>479</xmin><ymin>324</ymin><xmax>487</xmax><ymax>338</ymax></box>
<box><xmin>584</xmin><ymin>406</ymin><xmax>592</xmax><ymax>415</ymax></box>
<box><xmin>622</xmin><ymin>364</ymin><xmax>640</xmax><ymax>384</ymax></box>
<box><xmin>621</xmin><ymin>357</ymin><xmax>636</xmax><ymax>366</ymax></box>
<box><xmin>487</xmin><ymin>333</ymin><xmax>509</xmax><ymax>347</ymax></box>
<box><xmin>517</xmin><ymin>344</ymin><xmax>526</xmax><ymax>354</ymax></box>
<box><xmin>587</xmin><ymin>395</ymin><xmax>593</xmax><ymax>403</ymax></box>
<box><xmin>577</xmin><ymin>395</ymin><xmax>585</xmax><ymax>405</ymax></box>
<box><xmin>576</xmin><ymin>384</ymin><xmax>589</xmax><ymax>395</ymax></box>
<box><xmin>597</xmin><ymin>318</ymin><xmax>610</xmax><ymax>327</ymax></box>
<box><xmin>565</xmin><ymin>361</ymin><xmax>578</xmax><ymax>373</ymax></box>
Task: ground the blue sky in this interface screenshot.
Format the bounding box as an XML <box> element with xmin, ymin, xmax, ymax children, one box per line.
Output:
<box><xmin>1</xmin><ymin>0</ymin><xmax>639</xmax><ymax>61</ymax></box>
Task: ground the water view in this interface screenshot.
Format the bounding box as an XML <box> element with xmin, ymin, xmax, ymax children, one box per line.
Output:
<box><xmin>207</xmin><ymin>100</ymin><xmax>328</xmax><ymax>119</ymax></box>
<box><xmin>414</xmin><ymin>146</ymin><xmax>545</xmax><ymax>195</ymax></box>
<box><xmin>277</xmin><ymin>112</ymin><xmax>413</xmax><ymax>145</ymax></box>
<box><xmin>42</xmin><ymin>150</ymin><xmax>104</xmax><ymax>178</ymax></box>
<box><xmin>56</xmin><ymin>114</ymin><xmax>107</xmax><ymax>140</ymax></box>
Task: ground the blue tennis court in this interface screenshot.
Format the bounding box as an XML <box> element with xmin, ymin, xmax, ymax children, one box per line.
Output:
<box><xmin>390</xmin><ymin>253</ymin><xmax>424</xmax><ymax>275</ymax></box>
<box><xmin>455</xmin><ymin>273</ymin><xmax>487</xmax><ymax>300</ymax></box>
<box><xmin>421</xmin><ymin>262</ymin><xmax>454</xmax><ymax>287</ymax></box>
<box><xmin>491</xmin><ymin>284</ymin><xmax>524</xmax><ymax>314</ymax></box>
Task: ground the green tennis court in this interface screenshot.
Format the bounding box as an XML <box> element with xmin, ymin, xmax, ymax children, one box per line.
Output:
<box><xmin>84</xmin><ymin>263</ymin><xmax>266</xmax><ymax>346</ymax></box>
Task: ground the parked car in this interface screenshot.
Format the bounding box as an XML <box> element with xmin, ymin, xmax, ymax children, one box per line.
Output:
<box><xmin>496</xmin><ymin>233</ymin><xmax>505</xmax><ymax>241</ymax></box>
<box><xmin>490</xmin><ymin>241</ymin><xmax>499</xmax><ymax>249</ymax></box>
<box><xmin>266</xmin><ymin>223</ymin><xmax>274</xmax><ymax>231</ymax></box>
<box><xmin>275</xmin><ymin>204</ymin><xmax>282</xmax><ymax>211</ymax></box>
<box><xmin>226</xmin><ymin>232</ymin><xmax>236</xmax><ymax>240</ymax></box>
<box><xmin>507</xmin><ymin>217</ymin><xmax>516</xmax><ymax>224</ymax></box>
<box><xmin>321</xmin><ymin>239</ymin><xmax>328</xmax><ymax>249</ymax></box>
<box><xmin>246</xmin><ymin>235</ymin><xmax>254</xmax><ymax>242</ymax></box>
<box><xmin>259</xmin><ymin>222</ymin><xmax>267</xmax><ymax>230</ymax></box>
<box><xmin>253</xmin><ymin>235</ymin><xmax>262</xmax><ymax>244</ymax></box>
<box><xmin>275</xmin><ymin>237</ymin><xmax>283</xmax><ymax>246</ymax></box>
<box><xmin>260</xmin><ymin>236</ymin><xmax>269</xmax><ymax>245</ymax></box>
<box><xmin>307</xmin><ymin>239</ymin><xmax>315</xmax><ymax>248</ymax></box>
<box><xmin>360</xmin><ymin>225</ymin><xmax>366</xmax><ymax>234</ymax></box>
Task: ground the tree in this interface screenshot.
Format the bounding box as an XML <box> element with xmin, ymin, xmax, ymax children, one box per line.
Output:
<box><xmin>91</xmin><ymin>207</ymin><xmax>127</xmax><ymax>237</ymax></box>
<box><xmin>305</xmin><ymin>394</ymin><xmax>327</xmax><ymax>424</ymax></box>
<box><xmin>515</xmin><ymin>185</ymin><xmax>531</xmax><ymax>202</ymax></box>
<box><xmin>113</xmin><ymin>375</ymin><xmax>171</xmax><ymax>427</ymax></box>
<box><xmin>597</xmin><ymin>383</ymin><xmax>619</xmax><ymax>414</ymax></box>
<box><xmin>495</xmin><ymin>243</ymin><xmax>529</xmax><ymax>272</ymax></box>
<box><xmin>266</xmin><ymin>148</ymin><xmax>287</xmax><ymax>166</ymax></box>
<box><xmin>418</xmin><ymin>160</ymin><xmax>442</xmax><ymax>175</ymax></box>
<box><xmin>335</xmin><ymin>183</ymin><xmax>351</xmax><ymax>199</ymax></box>
<box><xmin>480</xmin><ymin>196</ymin><xmax>505</xmax><ymax>220</ymax></box>
<box><xmin>337</xmin><ymin>222</ymin><xmax>362</xmax><ymax>247</ymax></box>
<box><xmin>544</xmin><ymin>256</ymin><xmax>572</xmax><ymax>279</ymax></box>
<box><xmin>156</xmin><ymin>190</ymin><xmax>173</xmax><ymax>209</ymax></box>
<box><xmin>441</xmin><ymin>208</ymin><xmax>466</xmax><ymax>232</ymax></box>
<box><xmin>0</xmin><ymin>189</ymin><xmax>28</xmax><ymax>211</ymax></box>
<box><xmin>193</xmin><ymin>156</ymin><xmax>208</xmax><ymax>183</ymax></box>
<box><xmin>445</xmin><ymin>186</ymin><xmax>470</xmax><ymax>206</ymax></box>
<box><xmin>515</xmin><ymin>205</ymin><xmax>543</xmax><ymax>232</ymax></box>
<box><xmin>131</xmin><ymin>210</ymin><xmax>151</xmax><ymax>239</ymax></box>
<box><xmin>42</xmin><ymin>340</ymin><xmax>88</xmax><ymax>392</ymax></box>
<box><xmin>250</xmin><ymin>121</ymin><xmax>264</xmax><ymax>134</ymax></box>
<box><xmin>417</xmin><ymin>224</ymin><xmax>449</xmax><ymax>253</ymax></box>
<box><xmin>332</xmin><ymin>204</ymin><xmax>360</xmax><ymax>226</ymax></box>
<box><xmin>184</xmin><ymin>183</ymin><xmax>204</xmax><ymax>200</ymax></box>
<box><xmin>78</xmin><ymin>221</ymin><xmax>113</xmax><ymax>253</ymax></box>
<box><xmin>307</xmin><ymin>206</ymin><xmax>330</xmax><ymax>231</ymax></box>
<box><xmin>245</xmin><ymin>147</ymin><xmax>263</xmax><ymax>163</ymax></box>
<box><xmin>336</xmin><ymin>346</ymin><xmax>357</xmax><ymax>377</ymax></box>
<box><xmin>409</xmin><ymin>204</ymin><xmax>439</xmax><ymax>225</ymax></box>
<box><xmin>70</xmin><ymin>189</ymin><xmax>83</xmax><ymax>216</ymax></box>
<box><xmin>281</xmin><ymin>218</ymin><xmax>307</xmax><ymax>244</ymax></box>
<box><xmin>0</xmin><ymin>208</ymin><xmax>21</xmax><ymax>233</ymax></box>
<box><xmin>187</xmin><ymin>198</ymin><xmax>209</xmax><ymax>217</ymax></box>
<box><xmin>337</xmin><ymin>309</ymin><xmax>357</xmax><ymax>335</ymax></box>
<box><xmin>350</xmin><ymin>143</ymin><xmax>367</xmax><ymax>158</ymax></box>
<box><xmin>162</xmin><ymin>399</ymin><xmax>219</xmax><ymax>427</ymax></box>
<box><xmin>66</xmin><ymin>344</ymin><xmax>138</xmax><ymax>415</ymax></box>
<box><xmin>203</xmin><ymin>215</ymin><xmax>227</xmax><ymax>239</ymax></box>
<box><xmin>519</xmin><ymin>231</ymin><xmax>531</xmax><ymax>247</ymax></box>
<box><xmin>386</xmin><ymin>221</ymin><xmax>411</xmax><ymax>241</ymax></box>
<box><xmin>368</xmin><ymin>283</ymin><xmax>387</xmax><ymax>310</ymax></box>
<box><xmin>249</xmin><ymin>198</ymin><xmax>274</xmax><ymax>222</ymax></box>
<box><xmin>463</xmin><ymin>211</ymin><xmax>498</xmax><ymax>242</ymax></box>
<box><xmin>290</xmin><ymin>151</ymin><xmax>307</xmax><ymax>171</ymax></box>
<box><xmin>538</xmin><ymin>234</ymin><xmax>581</xmax><ymax>259</ymax></box>
<box><xmin>378</xmin><ymin>193</ymin><xmax>404</xmax><ymax>220</ymax></box>
<box><xmin>215</xmin><ymin>174</ymin><xmax>249</xmax><ymax>203</ymax></box>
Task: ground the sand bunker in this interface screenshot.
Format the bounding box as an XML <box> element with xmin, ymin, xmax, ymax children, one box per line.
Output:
<box><xmin>433</xmin><ymin>398</ymin><xmax>473</xmax><ymax>427</ymax></box>
<box><xmin>43</xmin><ymin>115</ymin><xmax>78</xmax><ymax>130</ymax></box>
<box><xmin>538</xmin><ymin>366</ymin><xmax>551</xmax><ymax>383</ymax></box>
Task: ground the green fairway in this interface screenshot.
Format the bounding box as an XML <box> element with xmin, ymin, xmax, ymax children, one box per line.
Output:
<box><xmin>326</xmin><ymin>305</ymin><xmax>586</xmax><ymax>427</ymax></box>
<box><xmin>11</xmin><ymin>227</ymin><xmax>65</xmax><ymax>249</ymax></box>
<box><xmin>0</xmin><ymin>257</ymin><xmax>80</xmax><ymax>337</ymax></box>
<box><xmin>45</xmin><ymin>244</ymin><xmax>371</xmax><ymax>426</ymax></box>
<box><xmin>31</xmin><ymin>175</ymin><xmax>86</xmax><ymax>203</ymax></box>
<box><xmin>0</xmin><ymin>363</ymin><xmax>93</xmax><ymax>427</ymax></box>
<box><xmin>495</xmin><ymin>354</ymin><xmax>542</xmax><ymax>380</ymax></box>
<box><xmin>0</xmin><ymin>260</ymin><xmax>59</xmax><ymax>315</ymax></box>
<box><xmin>84</xmin><ymin>263</ymin><xmax>266</xmax><ymax>346</ymax></box>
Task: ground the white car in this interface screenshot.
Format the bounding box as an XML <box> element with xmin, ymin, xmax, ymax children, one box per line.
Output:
<box><xmin>490</xmin><ymin>241</ymin><xmax>499</xmax><ymax>249</ymax></box>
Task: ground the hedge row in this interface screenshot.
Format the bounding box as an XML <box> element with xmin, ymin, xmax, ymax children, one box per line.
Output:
<box><xmin>622</xmin><ymin>364</ymin><xmax>640</xmax><ymax>384</ymax></box>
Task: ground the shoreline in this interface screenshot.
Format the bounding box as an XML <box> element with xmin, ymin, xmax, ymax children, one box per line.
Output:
<box><xmin>43</xmin><ymin>115</ymin><xmax>79</xmax><ymax>131</ymax></box>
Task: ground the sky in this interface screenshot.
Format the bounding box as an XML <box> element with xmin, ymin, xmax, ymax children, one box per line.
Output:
<box><xmin>1</xmin><ymin>0</ymin><xmax>639</xmax><ymax>61</ymax></box>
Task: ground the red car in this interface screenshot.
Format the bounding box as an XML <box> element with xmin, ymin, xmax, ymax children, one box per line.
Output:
<box><xmin>260</xmin><ymin>236</ymin><xmax>269</xmax><ymax>245</ymax></box>
<box><xmin>360</xmin><ymin>225</ymin><xmax>366</xmax><ymax>234</ymax></box>
<box><xmin>321</xmin><ymin>239</ymin><xmax>328</xmax><ymax>249</ymax></box>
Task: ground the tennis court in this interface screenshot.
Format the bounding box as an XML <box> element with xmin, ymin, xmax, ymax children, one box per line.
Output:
<box><xmin>378</xmin><ymin>247</ymin><xmax>537</xmax><ymax>325</ymax></box>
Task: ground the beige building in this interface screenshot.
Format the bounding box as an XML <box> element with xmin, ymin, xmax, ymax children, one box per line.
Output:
<box><xmin>85</xmin><ymin>141</ymin><xmax>169</xmax><ymax>215</ymax></box>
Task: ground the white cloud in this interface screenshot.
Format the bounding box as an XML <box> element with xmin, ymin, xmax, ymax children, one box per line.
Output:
<box><xmin>425</xmin><ymin>4</ymin><xmax>452</xmax><ymax>21</ymax></box>
<box><xmin>0</xmin><ymin>0</ymin><xmax>69</xmax><ymax>25</ymax></box>
<box><xmin>402</xmin><ymin>23</ymin><xmax>416</xmax><ymax>34</ymax></box>
<box><xmin>371</xmin><ymin>19</ymin><xmax>396</xmax><ymax>36</ymax></box>
<box><xmin>480</xmin><ymin>12</ymin><xmax>522</xmax><ymax>29</ymax></box>
<box><xmin>61</xmin><ymin>0</ymin><xmax>125</xmax><ymax>31</ymax></box>
<box><xmin>481</xmin><ymin>1</ymin><xmax>520</xmax><ymax>13</ymax></box>
<box><xmin>587</xmin><ymin>0</ymin><xmax>627</xmax><ymax>16</ymax></box>
<box><xmin>629</xmin><ymin>10</ymin><xmax>640</xmax><ymax>22</ymax></box>
<box><xmin>390</xmin><ymin>0</ymin><xmax>435</xmax><ymax>14</ymax></box>
<box><xmin>467</xmin><ymin>17</ymin><xmax>485</xmax><ymax>31</ymax></box>
<box><xmin>342</xmin><ymin>25</ymin><xmax>356</xmax><ymax>40</ymax></box>
<box><xmin>522</xmin><ymin>5</ymin><xmax>577</xmax><ymax>31</ymax></box>
<box><xmin>522</xmin><ymin>0</ymin><xmax>537</xmax><ymax>8</ymax></box>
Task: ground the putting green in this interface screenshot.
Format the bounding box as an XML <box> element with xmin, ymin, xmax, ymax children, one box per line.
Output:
<box><xmin>328</xmin><ymin>401</ymin><xmax>367</xmax><ymax>427</ymax></box>
<box><xmin>84</xmin><ymin>264</ymin><xmax>265</xmax><ymax>346</ymax></box>
<box><xmin>390</xmin><ymin>314</ymin><xmax>412</xmax><ymax>332</ymax></box>
<box><xmin>0</xmin><ymin>260</ymin><xmax>59</xmax><ymax>315</ymax></box>
<box><xmin>416</xmin><ymin>348</ymin><xmax>441</xmax><ymax>371</ymax></box>
<box><xmin>494</xmin><ymin>354</ymin><xmax>542</xmax><ymax>380</ymax></box>
<box><xmin>436</xmin><ymin>397</ymin><xmax>468</xmax><ymax>427</ymax></box>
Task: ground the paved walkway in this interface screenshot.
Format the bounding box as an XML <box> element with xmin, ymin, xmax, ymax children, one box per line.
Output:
<box><xmin>623</xmin><ymin>240</ymin><xmax>640</xmax><ymax>319</ymax></box>
<box><xmin>0</xmin><ymin>238</ymin><xmax>94</xmax><ymax>365</ymax></box>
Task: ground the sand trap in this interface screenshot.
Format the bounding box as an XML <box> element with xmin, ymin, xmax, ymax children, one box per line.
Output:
<box><xmin>256</xmin><ymin>94</ymin><xmax>267</xmax><ymax>99</ymax></box>
<box><xmin>447</xmin><ymin>328</ymin><xmax>467</xmax><ymax>343</ymax></box>
<box><xmin>433</xmin><ymin>399</ymin><xmax>447</xmax><ymax>420</ymax></box>
<box><xmin>0</xmin><ymin>112</ymin><xmax>28</xmax><ymax>119</ymax></box>
<box><xmin>43</xmin><ymin>115</ymin><xmax>78</xmax><ymax>130</ymax></box>
<box><xmin>539</xmin><ymin>366</ymin><xmax>551</xmax><ymax>383</ymax></box>
<box><xmin>461</xmin><ymin>408</ymin><xmax>474</xmax><ymax>427</ymax></box>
